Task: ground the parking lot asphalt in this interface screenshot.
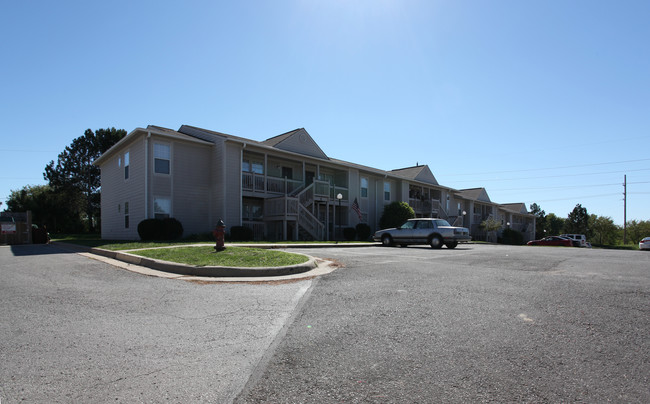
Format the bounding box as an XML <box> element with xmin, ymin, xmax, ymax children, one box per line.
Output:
<box><xmin>236</xmin><ymin>244</ymin><xmax>650</xmax><ymax>403</ymax></box>
<box><xmin>2</xmin><ymin>243</ymin><xmax>648</xmax><ymax>403</ymax></box>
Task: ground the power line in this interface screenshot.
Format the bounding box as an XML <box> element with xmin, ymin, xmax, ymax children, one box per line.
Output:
<box><xmin>492</xmin><ymin>183</ymin><xmax>620</xmax><ymax>192</ymax></box>
<box><xmin>491</xmin><ymin>181</ymin><xmax>650</xmax><ymax>193</ymax></box>
<box><xmin>449</xmin><ymin>168</ymin><xmax>650</xmax><ymax>183</ymax></box>
<box><xmin>533</xmin><ymin>193</ymin><xmax>621</xmax><ymax>203</ymax></box>
<box><xmin>442</xmin><ymin>158</ymin><xmax>650</xmax><ymax>177</ymax></box>
<box><xmin>0</xmin><ymin>149</ymin><xmax>59</xmax><ymax>153</ymax></box>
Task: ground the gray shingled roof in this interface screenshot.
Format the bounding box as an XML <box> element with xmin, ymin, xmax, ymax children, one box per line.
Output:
<box><xmin>261</xmin><ymin>128</ymin><xmax>304</xmax><ymax>147</ymax></box>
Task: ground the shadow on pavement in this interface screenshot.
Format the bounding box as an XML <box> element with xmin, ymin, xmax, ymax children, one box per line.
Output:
<box><xmin>9</xmin><ymin>244</ymin><xmax>70</xmax><ymax>257</ymax></box>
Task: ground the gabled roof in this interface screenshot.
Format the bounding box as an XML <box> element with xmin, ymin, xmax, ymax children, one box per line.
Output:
<box><xmin>262</xmin><ymin>128</ymin><xmax>329</xmax><ymax>160</ymax></box>
<box><xmin>456</xmin><ymin>187</ymin><xmax>492</xmax><ymax>203</ymax></box>
<box><xmin>500</xmin><ymin>203</ymin><xmax>529</xmax><ymax>214</ymax></box>
<box><xmin>93</xmin><ymin>125</ymin><xmax>213</xmax><ymax>166</ymax></box>
<box><xmin>391</xmin><ymin>165</ymin><xmax>439</xmax><ymax>186</ymax></box>
<box><xmin>179</xmin><ymin>126</ymin><xmax>330</xmax><ymax>160</ymax></box>
<box><xmin>178</xmin><ymin>125</ymin><xmax>233</xmax><ymax>143</ymax></box>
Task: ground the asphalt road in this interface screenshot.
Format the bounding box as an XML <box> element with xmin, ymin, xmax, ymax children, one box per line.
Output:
<box><xmin>1</xmin><ymin>243</ymin><xmax>649</xmax><ymax>403</ymax></box>
<box><xmin>0</xmin><ymin>244</ymin><xmax>311</xmax><ymax>403</ymax></box>
<box><xmin>236</xmin><ymin>244</ymin><xmax>650</xmax><ymax>403</ymax></box>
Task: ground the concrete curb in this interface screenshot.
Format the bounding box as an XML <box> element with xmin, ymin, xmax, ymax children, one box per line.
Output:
<box><xmin>51</xmin><ymin>242</ymin><xmax>337</xmax><ymax>278</ymax></box>
<box><xmin>94</xmin><ymin>248</ymin><xmax>318</xmax><ymax>277</ymax></box>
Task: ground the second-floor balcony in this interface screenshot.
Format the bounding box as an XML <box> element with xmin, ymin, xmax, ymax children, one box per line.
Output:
<box><xmin>242</xmin><ymin>172</ymin><xmax>303</xmax><ymax>195</ymax></box>
<box><xmin>409</xmin><ymin>198</ymin><xmax>446</xmax><ymax>218</ymax></box>
<box><xmin>243</xmin><ymin>172</ymin><xmax>348</xmax><ymax>200</ymax></box>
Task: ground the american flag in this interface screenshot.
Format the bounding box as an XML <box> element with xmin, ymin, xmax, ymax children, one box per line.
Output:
<box><xmin>351</xmin><ymin>197</ymin><xmax>362</xmax><ymax>221</ymax></box>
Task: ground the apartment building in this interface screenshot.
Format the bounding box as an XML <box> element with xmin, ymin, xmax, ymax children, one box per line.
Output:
<box><xmin>94</xmin><ymin>125</ymin><xmax>535</xmax><ymax>241</ymax></box>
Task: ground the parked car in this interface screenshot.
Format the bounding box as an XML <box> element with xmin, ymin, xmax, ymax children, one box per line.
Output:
<box><xmin>373</xmin><ymin>218</ymin><xmax>471</xmax><ymax>249</ymax></box>
<box><xmin>639</xmin><ymin>237</ymin><xmax>650</xmax><ymax>250</ymax></box>
<box><xmin>527</xmin><ymin>236</ymin><xmax>573</xmax><ymax>247</ymax></box>
<box><xmin>560</xmin><ymin>234</ymin><xmax>589</xmax><ymax>247</ymax></box>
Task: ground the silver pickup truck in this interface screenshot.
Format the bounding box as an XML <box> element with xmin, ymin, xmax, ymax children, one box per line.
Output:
<box><xmin>373</xmin><ymin>218</ymin><xmax>471</xmax><ymax>249</ymax></box>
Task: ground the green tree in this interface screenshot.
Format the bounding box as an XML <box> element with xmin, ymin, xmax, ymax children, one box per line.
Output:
<box><xmin>44</xmin><ymin>128</ymin><xmax>126</xmax><ymax>231</ymax></box>
<box><xmin>379</xmin><ymin>201</ymin><xmax>415</xmax><ymax>229</ymax></box>
<box><xmin>626</xmin><ymin>220</ymin><xmax>650</xmax><ymax>245</ymax></box>
<box><xmin>480</xmin><ymin>216</ymin><xmax>502</xmax><ymax>242</ymax></box>
<box><xmin>565</xmin><ymin>204</ymin><xmax>589</xmax><ymax>235</ymax></box>
<box><xmin>529</xmin><ymin>203</ymin><xmax>547</xmax><ymax>239</ymax></box>
<box><xmin>6</xmin><ymin>185</ymin><xmax>85</xmax><ymax>232</ymax></box>
<box><xmin>546</xmin><ymin>213</ymin><xmax>565</xmax><ymax>236</ymax></box>
<box><xmin>589</xmin><ymin>214</ymin><xmax>620</xmax><ymax>246</ymax></box>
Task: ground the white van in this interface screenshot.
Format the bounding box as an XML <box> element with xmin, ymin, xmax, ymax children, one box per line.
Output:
<box><xmin>560</xmin><ymin>234</ymin><xmax>589</xmax><ymax>248</ymax></box>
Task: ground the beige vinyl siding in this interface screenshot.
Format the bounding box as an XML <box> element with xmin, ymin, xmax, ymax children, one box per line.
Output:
<box><xmin>151</xmin><ymin>139</ymin><xmax>172</xmax><ymax>201</ymax></box>
<box><xmin>224</xmin><ymin>142</ymin><xmax>242</xmax><ymax>230</ymax></box>
<box><xmin>211</xmin><ymin>137</ymin><xmax>226</xmax><ymax>227</ymax></box>
<box><xmin>348</xmin><ymin>169</ymin><xmax>359</xmax><ymax>225</ymax></box>
<box><xmin>274</xmin><ymin>129</ymin><xmax>327</xmax><ymax>159</ymax></box>
<box><xmin>100</xmin><ymin>135</ymin><xmax>145</xmax><ymax>240</ymax></box>
<box><xmin>171</xmin><ymin>140</ymin><xmax>212</xmax><ymax>236</ymax></box>
<box><xmin>398</xmin><ymin>180</ymin><xmax>409</xmax><ymax>204</ymax></box>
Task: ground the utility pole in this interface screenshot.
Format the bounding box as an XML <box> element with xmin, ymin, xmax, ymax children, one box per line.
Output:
<box><xmin>623</xmin><ymin>175</ymin><xmax>627</xmax><ymax>244</ymax></box>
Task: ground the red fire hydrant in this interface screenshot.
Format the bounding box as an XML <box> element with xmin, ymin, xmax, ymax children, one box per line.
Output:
<box><xmin>213</xmin><ymin>219</ymin><xmax>226</xmax><ymax>252</ymax></box>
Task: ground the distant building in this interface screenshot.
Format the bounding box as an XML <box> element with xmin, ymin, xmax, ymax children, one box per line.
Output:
<box><xmin>94</xmin><ymin>125</ymin><xmax>535</xmax><ymax>241</ymax></box>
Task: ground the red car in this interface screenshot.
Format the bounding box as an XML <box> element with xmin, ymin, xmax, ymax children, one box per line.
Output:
<box><xmin>527</xmin><ymin>236</ymin><xmax>573</xmax><ymax>247</ymax></box>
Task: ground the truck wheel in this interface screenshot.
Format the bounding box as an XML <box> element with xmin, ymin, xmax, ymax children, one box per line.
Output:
<box><xmin>429</xmin><ymin>235</ymin><xmax>443</xmax><ymax>249</ymax></box>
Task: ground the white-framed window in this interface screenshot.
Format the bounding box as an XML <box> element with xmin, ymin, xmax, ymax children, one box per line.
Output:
<box><xmin>360</xmin><ymin>177</ymin><xmax>368</xmax><ymax>198</ymax></box>
<box><xmin>242</xmin><ymin>158</ymin><xmax>264</xmax><ymax>174</ymax></box>
<box><xmin>154</xmin><ymin>143</ymin><xmax>171</xmax><ymax>174</ymax></box>
<box><xmin>124</xmin><ymin>151</ymin><xmax>130</xmax><ymax>180</ymax></box>
<box><xmin>384</xmin><ymin>182</ymin><xmax>391</xmax><ymax>201</ymax></box>
<box><xmin>154</xmin><ymin>197</ymin><xmax>171</xmax><ymax>219</ymax></box>
<box><xmin>124</xmin><ymin>202</ymin><xmax>129</xmax><ymax>228</ymax></box>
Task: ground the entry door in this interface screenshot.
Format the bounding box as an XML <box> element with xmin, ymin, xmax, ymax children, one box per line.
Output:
<box><xmin>306</xmin><ymin>170</ymin><xmax>315</xmax><ymax>185</ymax></box>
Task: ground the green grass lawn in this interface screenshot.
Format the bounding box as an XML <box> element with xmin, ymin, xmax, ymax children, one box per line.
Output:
<box><xmin>128</xmin><ymin>246</ymin><xmax>310</xmax><ymax>267</ymax></box>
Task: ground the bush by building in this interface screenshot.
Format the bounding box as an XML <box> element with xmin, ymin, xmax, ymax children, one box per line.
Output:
<box><xmin>343</xmin><ymin>227</ymin><xmax>357</xmax><ymax>241</ymax></box>
<box><xmin>499</xmin><ymin>228</ymin><xmax>524</xmax><ymax>245</ymax></box>
<box><xmin>355</xmin><ymin>223</ymin><xmax>372</xmax><ymax>241</ymax></box>
<box><xmin>137</xmin><ymin>218</ymin><xmax>184</xmax><ymax>241</ymax></box>
<box><xmin>379</xmin><ymin>201</ymin><xmax>415</xmax><ymax>230</ymax></box>
<box><xmin>229</xmin><ymin>225</ymin><xmax>254</xmax><ymax>241</ymax></box>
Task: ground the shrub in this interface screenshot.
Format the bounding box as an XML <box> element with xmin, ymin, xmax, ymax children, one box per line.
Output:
<box><xmin>343</xmin><ymin>227</ymin><xmax>357</xmax><ymax>241</ymax></box>
<box><xmin>355</xmin><ymin>223</ymin><xmax>372</xmax><ymax>241</ymax></box>
<box><xmin>379</xmin><ymin>201</ymin><xmax>415</xmax><ymax>230</ymax></box>
<box><xmin>229</xmin><ymin>225</ymin><xmax>254</xmax><ymax>241</ymax></box>
<box><xmin>32</xmin><ymin>225</ymin><xmax>50</xmax><ymax>244</ymax></box>
<box><xmin>137</xmin><ymin>218</ymin><xmax>183</xmax><ymax>241</ymax></box>
<box><xmin>138</xmin><ymin>219</ymin><xmax>162</xmax><ymax>241</ymax></box>
<box><xmin>162</xmin><ymin>218</ymin><xmax>183</xmax><ymax>240</ymax></box>
<box><xmin>499</xmin><ymin>228</ymin><xmax>524</xmax><ymax>245</ymax></box>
